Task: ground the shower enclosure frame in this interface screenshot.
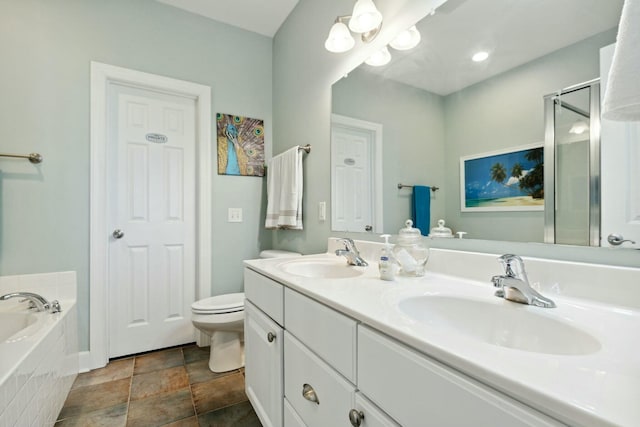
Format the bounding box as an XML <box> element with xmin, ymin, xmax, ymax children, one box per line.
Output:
<box><xmin>543</xmin><ymin>79</ymin><xmax>601</xmax><ymax>246</ymax></box>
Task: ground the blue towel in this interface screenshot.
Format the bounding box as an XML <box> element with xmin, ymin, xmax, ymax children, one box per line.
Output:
<box><xmin>412</xmin><ymin>186</ymin><xmax>431</xmax><ymax>236</ymax></box>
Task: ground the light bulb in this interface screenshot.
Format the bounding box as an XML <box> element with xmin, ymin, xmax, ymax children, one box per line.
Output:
<box><xmin>325</xmin><ymin>21</ymin><xmax>355</xmax><ymax>53</ymax></box>
<box><xmin>390</xmin><ymin>26</ymin><xmax>421</xmax><ymax>50</ymax></box>
<box><xmin>349</xmin><ymin>0</ymin><xmax>383</xmax><ymax>33</ymax></box>
<box><xmin>365</xmin><ymin>46</ymin><xmax>391</xmax><ymax>66</ymax></box>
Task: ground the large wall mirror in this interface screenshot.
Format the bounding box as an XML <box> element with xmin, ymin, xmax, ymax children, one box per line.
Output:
<box><xmin>331</xmin><ymin>0</ymin><xmax>624</xmax><ymax>244</ymax></box>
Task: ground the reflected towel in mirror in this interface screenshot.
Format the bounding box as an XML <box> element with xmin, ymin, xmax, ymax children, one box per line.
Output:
<box><xmin>412</xmin><ymin>186</ymin><xmax>431</xmax><ymax>236</ymax></box>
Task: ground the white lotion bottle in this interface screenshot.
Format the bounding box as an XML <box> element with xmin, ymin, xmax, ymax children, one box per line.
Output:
<box><xmin>379</xmin><ymin>234</ymin><xmax>396</xmax><ymax>281</ymax></box>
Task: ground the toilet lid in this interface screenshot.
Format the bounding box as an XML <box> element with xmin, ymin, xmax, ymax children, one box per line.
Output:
<box><xmin>191</xmin><ymin>292</ymin><xmax>245</xmax><ymax>313</ymax></box>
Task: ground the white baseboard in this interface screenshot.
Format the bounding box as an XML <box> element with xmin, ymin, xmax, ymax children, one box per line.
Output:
<box><xmin>78</xmin><ymin>350</ymin><xmax>108</xmax><ymax>373</ymax></box>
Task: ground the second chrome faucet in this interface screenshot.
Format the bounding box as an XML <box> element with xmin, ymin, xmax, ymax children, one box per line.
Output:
<box><xmin>491</xmin><ymin>254</ymin><xmax>556</xmax><ymax>308</ymax></box>
<box><xmin>335</xmin><ymin>238</ymin><xmax>368</xmax><ymax>267</ymax></box>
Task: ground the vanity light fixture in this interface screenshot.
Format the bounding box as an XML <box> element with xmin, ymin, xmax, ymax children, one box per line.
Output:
<box><xmin>365</xmin><ymin>46</ymin><xmax>391</xmax><ymax>66</ymax></box>
<box><xmin>472</xmin><ymin>51</ymin><xmax>489</xmax><ymax>62</ymax></box>
<box><xmin>389</xmin><ymin>25</ymin><xmax>421</xmax><ymax>51</ymax></box>
<box><xmin>324</xmin><ymin>0</ymin><xmax>383</xmax><ymax>53</ymax></box>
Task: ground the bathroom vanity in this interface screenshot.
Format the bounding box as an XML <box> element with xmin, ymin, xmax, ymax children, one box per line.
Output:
<box><xmin>244</xmin><ymin>239</ymin><xmax>640</xmax><ymax>427</ymax></box>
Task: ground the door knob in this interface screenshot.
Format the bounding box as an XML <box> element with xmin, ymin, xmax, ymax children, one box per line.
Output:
<box><xmin>112</xmin><ymin>229</ymin><xmax>125</xmax><ymax>239</ymax></box>
<box><xmin>607</xmin><ymin>233</ymin><xmax>636</xmax><ymax>246</ymax></box>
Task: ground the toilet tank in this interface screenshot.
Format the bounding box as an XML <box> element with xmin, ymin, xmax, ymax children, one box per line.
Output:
<box><xmin>259</xmin><ymin>250</ymin><xmax>302</xmax><ymax>259</ymax></box>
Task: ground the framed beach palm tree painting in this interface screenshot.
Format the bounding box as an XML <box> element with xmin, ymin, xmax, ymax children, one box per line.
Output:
<box><xmin>460</xmin><ymin>143</ymin><xmax>544</xmax><ymax>212</ymax></box>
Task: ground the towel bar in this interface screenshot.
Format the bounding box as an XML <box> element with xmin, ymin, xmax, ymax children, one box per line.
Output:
<box><xmin>0</xmin><ymin>152</ymin><xmax>43</xmax><ymax>164</ymax></box>
<box><xmin>398</xmin><ymin>183</ymin><xmax>439</xmax><ymax>192</ymax></box>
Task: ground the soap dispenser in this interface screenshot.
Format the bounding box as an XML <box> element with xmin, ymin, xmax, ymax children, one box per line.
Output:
<box><xmin>378</xmin><ymin>234</ymin><xmax>396</xmax><ymax>281</ymax></box>
<box><xmin>392</xmin><ymin>220</ymin><xmax>429</xmax><ymax>276</ymax></box>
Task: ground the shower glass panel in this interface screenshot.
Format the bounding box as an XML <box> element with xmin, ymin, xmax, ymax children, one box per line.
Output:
<box><xmin>544</xmin><ymin>80</ymin><xmax>600</xmax><ymax>246</ymax></box>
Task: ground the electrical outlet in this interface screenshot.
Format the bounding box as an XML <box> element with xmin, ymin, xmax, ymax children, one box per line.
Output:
<box><xmin>228</xmin><ymin>208</ymin><xmax>243</xmax><ymax>223</ymax></box>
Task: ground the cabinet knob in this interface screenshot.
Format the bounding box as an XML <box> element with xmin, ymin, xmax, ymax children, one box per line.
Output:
<box><xmin>349</xmin><ymin>409</ymin><xmax>365</xmax><ymax>426</ymax></box>
<box><xmin>302</xmin><ymin>383</ymin><xmax>319</xmax><ymax>405</ymax></box>
<box><xmin>267</xmin><ymin>332</ymin><xmax>276</xmax><ymax>342</ymax></box>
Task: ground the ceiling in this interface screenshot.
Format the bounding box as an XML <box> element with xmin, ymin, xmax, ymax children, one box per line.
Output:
<box><xmin>364</xmin><ymin>0</ymin><xmax>624</xmax><ymax>95</ymax></box>
<box><xmin>155</xmin><ymin>0</ymin><xmax>299</xmax><ymax>37</ymax></box>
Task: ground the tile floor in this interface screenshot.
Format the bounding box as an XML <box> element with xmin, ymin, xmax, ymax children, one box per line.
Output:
<box><xmin>56</xmin><ymin>344</ymin><xmax>262</xmax><ymax>427</ymax></box>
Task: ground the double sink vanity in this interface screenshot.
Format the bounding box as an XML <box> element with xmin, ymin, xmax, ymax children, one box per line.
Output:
<box><xmin>243</xmin><ymin>239</ymin><xmax>639</xmax><ymax>427</ymax></box>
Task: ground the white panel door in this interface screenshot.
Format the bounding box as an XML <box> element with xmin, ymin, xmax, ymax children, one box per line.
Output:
<box><xmin>108</xmin><ymin>83</ymin><xmax>196</xmax><ymax>357</ymax></box>
<box><xmin>331</xmin><ymin>123</ymin><xmax>373</xmax><ymax>232</ymax></box>
<box><xmin>600</xmin><ymin>44</ymin><xmax>640</xmax><ymax>248</ymax></box>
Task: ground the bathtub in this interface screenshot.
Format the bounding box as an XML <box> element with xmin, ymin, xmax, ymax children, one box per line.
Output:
<box><xmin>0</xmin><ymin>272</ymin><xmax>78</xmax><ymax>426</ymax></box>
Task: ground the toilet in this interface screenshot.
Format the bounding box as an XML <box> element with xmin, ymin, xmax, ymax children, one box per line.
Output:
<box><xmin>191</xmin><ymin>249</ymin><xmax>301</xmax><ymax>373</ymax></box>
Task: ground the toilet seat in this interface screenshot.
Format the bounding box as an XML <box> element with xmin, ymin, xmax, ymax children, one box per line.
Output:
<box><xmin>191</xmin><ymin>292</ymin><xmax>245</xmax><ymax>314</ymax></box>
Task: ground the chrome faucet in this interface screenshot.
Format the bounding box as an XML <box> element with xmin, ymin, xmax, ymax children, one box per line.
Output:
<box><xmin>491</xmin><ymin>254</ymin><xmax>556</xmax><ymax>308</ymax></box>
<box><xmin>335</xmin><ymin>238</ymin><xmax>368</xmax><ymax>267</ymax></box>
<box><xmin>0</xmin><ymin>292</ymin><xmax>61</xmax><ymax>313</ymax></box>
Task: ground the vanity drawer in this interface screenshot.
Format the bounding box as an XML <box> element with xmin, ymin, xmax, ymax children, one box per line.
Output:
<box><xmin>284</xmin><ymin>331</ymin><xmax>355</xmax><ymax>427</ymax></box>
<box><xmin>357</xmin><ymin>325</ymin><xmax>565</xmax><ymax>427</ymax></box>
<box><xmin>284</xmin><ymin>398</ymin><xmax>307</xmax><ymax>427</ymax></box>
<box><xmin>244</xmin><ymin>268</ymin><xmax>284</xmax><ymax>325</ymax></box>
<box><xmin>284</xmin><ymin>288</ymin><xmax>357</xmax><ymax>381</ymax></box>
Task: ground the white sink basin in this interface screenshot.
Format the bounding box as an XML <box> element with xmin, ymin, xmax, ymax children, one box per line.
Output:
<box><xmin>279</xmin><ymin>259</ymin><xmax>365</xmax><ymax>279</ymax></box>
<box><xmin>399</xmin><ymin>296</ymin><xmax>601</xmax><ymax>355</ymax></box>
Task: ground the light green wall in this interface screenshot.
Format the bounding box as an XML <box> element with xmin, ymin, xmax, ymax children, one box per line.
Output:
<box><xmin>443</xmin><ymin>29</ymin><xmax>617</xmax><ymax>242</ymax></box>
<box><xmin>272</xmin><ymin>0</ymin><xmax>439</xmax><ymax>253</ymax></box>
<box><xmin>0</xmin><ymin>0</ymin><xmax>273</xmax><ymax>350</ymax></box>
<box><xmin>332</xmin><ymin>68</ymin><xmax>446</xmax><ymax>232</ymax></box>
<box><xmin>273</xmin><ymin>3</ymin><xmax>639</xmax><ymax>267</ymax></box>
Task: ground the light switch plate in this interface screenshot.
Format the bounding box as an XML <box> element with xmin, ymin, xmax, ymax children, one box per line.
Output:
<box><xmin>228</xmin><ymin>208</ymin><xmax>243</xmax><ymax>222</ymax></box>
<box><xmin>319</xmin><ymin>201</ymin><xmax>326</xmax><ymax>221</ymax></box>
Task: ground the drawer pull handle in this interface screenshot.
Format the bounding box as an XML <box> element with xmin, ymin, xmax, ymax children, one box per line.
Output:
<box><xmin>302</xmin><ymin>383</ymin><xmax>319</xmax><ymax>405</ymax></box>
<box><xmin>349</xmin><ymin>409</ymin><xmax>365</xmax><ymax>426</ymax></box>
<box><xmin>267</xmin><ymin>332</ymin><xmax>276</xmax><ymax>342</ymax></box>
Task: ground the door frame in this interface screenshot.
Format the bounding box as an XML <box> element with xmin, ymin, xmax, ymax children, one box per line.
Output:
<box><xmin>88</xmin><ymin>62</ymin><xmax>212</xmax><ymax>370</ymax></box>
<box><xmin>330</xmin><ymin>114</ymin><xmax>383</xmax><ymax>233</ymax></box>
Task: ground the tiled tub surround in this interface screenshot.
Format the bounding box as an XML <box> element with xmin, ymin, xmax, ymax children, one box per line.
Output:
<box><xmin>246</xmin><ymin>240</ymin><xmax>640</xmax><ymax>426</ymax></box>
<box><xmin>0</xmin><ymin>272</ymin><xmax>79</xmax><ymax>426</ymax></box>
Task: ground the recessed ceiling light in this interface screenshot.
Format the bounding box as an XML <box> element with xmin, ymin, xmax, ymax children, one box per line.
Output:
<box><xmin>472</xmin><ymin>51</ymin><xmax>489</xmax><ymax>62</ymax></box>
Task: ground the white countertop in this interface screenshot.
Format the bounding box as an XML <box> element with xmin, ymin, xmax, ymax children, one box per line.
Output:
<box><xmin>244</xmin><ymin>252</ymin><xmax>640</xmax><ymax>427</ymax></box>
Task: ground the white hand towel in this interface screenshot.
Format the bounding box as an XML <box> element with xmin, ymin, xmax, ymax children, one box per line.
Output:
<box><xmin>602</xmin><ymin>0</ymin><xmax>640</xmax><ymax>121</ymax></box>
<box><xmin>265</xmin><ymin>146</ymin><xmax>304</xmax><ymax>230</ymax></box>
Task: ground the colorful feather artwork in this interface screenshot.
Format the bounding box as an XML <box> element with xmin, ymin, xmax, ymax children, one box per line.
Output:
<box><xmin>216</xmin><ymin>113</ymin><xmax>265</xmax><ymax>177</ymax></box>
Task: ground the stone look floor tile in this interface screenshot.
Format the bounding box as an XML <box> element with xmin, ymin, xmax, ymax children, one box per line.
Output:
<box><xmin>162</xmin><ymin>416</ymin><xmax>200</xmax><ymax>426</ymax></box>
<box><xmin>58</xmin><ymin>378</ymin><xmax>131</xmax><ymax>420</ymax></box>
<box><xmin>191</xmin><ymin>372</ymin><xmax>248</xmax><ymax>414</ymax></box>
<box><xmin>197</xmin><ymin>401</ymin><xmax>262</xmax><ymax>427</ymax></box>
<box><xmin>133</xmin><ymin>348</ymin><xmax>185</xmax><ymax>375</ymax></box>
<box><xmin>182</xmin><ymin>345</ymin><xmax>210</xmax><ymax>364</ymax></box>
<box><xmin>130</xmin><ymin>365</ymin><xmax>189</xmax><ymax>401</ymax></box>
<box><xmin>72</xmin><ymin>358</ymin><xmax>134</xmax><ymax>389</ymax></box>
<box><xmin>54</xmin><ymin>403</ymin><xmax>128</xmax><ymax>427</ymax></box>
<box><xmin>185</xmin><ymin>360</ymin><xmax>237</xmax><ymax>385</ymax></box>
<box><xmin>126</xmin><ymin>388</ymin><xmax>195</xmax><ymax>427</ymax></box>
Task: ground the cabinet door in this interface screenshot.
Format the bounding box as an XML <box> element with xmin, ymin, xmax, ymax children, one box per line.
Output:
<box><xmin>349</xmin><ymin>393</ymin><xmax>400</xmax><ymax>427</ymax></box>
<box><xmin>284</xmin><ymin>399</ymin><xmax>308</xmax><ymax>427</ymax></box>
<box><xmin>245</xmin><ymin>300</ymin><xmax>283</xmax><ymax>427</ymax></box>
<box><xmin>284</xmin><ymin>332</ymin><xmax>355</xmax><ymax>427</ymax></box>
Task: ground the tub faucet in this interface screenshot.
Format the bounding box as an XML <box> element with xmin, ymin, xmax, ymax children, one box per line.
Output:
<box><xmin>335</xmin><ymin>238</ymin><xmax>368</xmax><ymax>267</ymax></box>
<box><xmin>491</xmin><ymin>254</ymin><xmax>556</xmax><ymax>308</ymax></box>
<box><xmin>0</xmin><ymin>292</ymin><xmax>61</xmax><ymax>313</ymax></box>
